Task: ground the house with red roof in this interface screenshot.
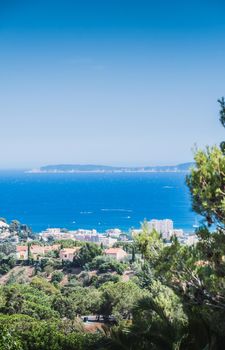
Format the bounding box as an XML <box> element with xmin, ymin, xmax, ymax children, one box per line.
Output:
<box><xmin>59</xmin><ymin>247</ymin><xmax>80</xmax><ymax>262</ymax></box>
<box><xmin>104</xmin><ymin>247</ymin><xmax>127</xmax><ymax>261</ymax></box>
<box><xmin>16</xmin><ymin>246</ymin><xmax>28</xmax><ymax>260</ymax></box>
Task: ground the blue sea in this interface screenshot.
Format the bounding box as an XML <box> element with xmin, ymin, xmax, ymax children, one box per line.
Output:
<box><xmin>0</xmin><ymin>172</ymin><xmax>198</xmax><ymax>233</ymax></box>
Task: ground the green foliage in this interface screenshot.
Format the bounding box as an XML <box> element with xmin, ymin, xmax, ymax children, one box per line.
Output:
<box><xmin>0</xmin><ymin>263</ymin><xmax>11</xmax><ymax>275</ymax></box>
<box><xmin>1</xmin><ymin>284</ymin><xmax>58</xmax><ymax>320</ymax></box>
<box><xmin>0</xmin><ymin>255</ymin><xmax>16</xmax><ymax>275</ymax></box>
<box><xmin>51</xmin><ymin>271</ymin><xmax>64</xmax><ymax>283</ymax></box>
<box><xmin>0</xmin><ymin>327</ymin><xmax>22</xmax><ymax>350</ymax></box>
<box><xmin>61</xmin><ymin>286</ymin><xmax>102</xmax><ymax>315</ymax></box>
<box><xmin>99</xmin><ymin>281</ymin><xmax>146</xmax><ymax>321</ymax></box>
<box><xmin>31</xmin><ymin>276</ymin><xmax>58</xmax><ymax>295</ymax></box>
<box><xmin>55</xmin><ymin>239</ymin><xmax>83</xmax><ymax>248</ymax></box>
<box><xmin>85</xmin><ymin>255</ymin><xmax>126</xmax><ymax>275</ymax></box>
<box><xmin>9</xmin><ymin>220</ymin><xmax>33</xmax><ymax>240</ymax></box>
<box><xmin>0</xmin><ymin>243</ymin><xmax>16</xmax><ymax>256</ymax></box>
<box><xmin>218</xmin><ymin>97</ymin><xmax>225</xmax><ymax>129</ymax></box>
<box><xmin>73</xmin><ymin>243</ymin><xmax>102</xmax><ymax>267</ymax></box>
<box><xmin>35</xmin><ymin>257</ymin><xmax>61</xmax><ymax>275</ymax></box>
<box><xmin>2</xmin><ymin>285</ymin><xmax>25</xmax><ymax>314</ymax></box>
<box><xmin>147</xmin><ymin>280</ymin><xmax>187</xmax><ymax>327</ymax></box>
<box><xmin>0</xmin><ymin>314</ymin><xmax>104</xmax><ymax>350</ymax></box>
<box><xmin>52</xmin><ymin>295</ymin><xmax>77</xmax><ymax>319</ymax></box>
<box><xmin>187</xmin><ymin>146</ymin><xmax>225</xmax><ymax>227</ymax></box>
<box><xmin>113</xmin><ymin>241</ymin><xmax>133</xmax><ymax>254</ymax></box>
<box><xmin>91</xmin><ymin>273</ymin><xmax>120</xmax><ymax>288</ymax></box>
<box><xmin>134</xmin><ymin>221</ymin><xmax>163</xmax><ymax>263</ymax></box>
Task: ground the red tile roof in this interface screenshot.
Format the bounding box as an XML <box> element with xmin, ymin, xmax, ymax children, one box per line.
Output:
<box><xmin>105</xmin><ymin>248</ymin><xmax>126</xmax><ymax>254</ymax></box>
<box><xmin>16</xmin><ymin>246</ymin><xmax>28</xmax><ymax>252</ymax></box>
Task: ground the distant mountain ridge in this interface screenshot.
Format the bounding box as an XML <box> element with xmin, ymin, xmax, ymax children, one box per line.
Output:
<box><xmin>28</xmin><ymin>162</ymin><xmax>194</xmax><ymax>173</ymax></box>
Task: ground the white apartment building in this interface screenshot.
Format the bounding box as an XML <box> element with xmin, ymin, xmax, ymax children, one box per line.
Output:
<box><xmin>99</xmin><ymin>236</ymin><xmax>117</xmax><ymax>247</ymax></box>
<box><xmin>74</xmin><ymin>231</ymin><xmax>100</xmax><ymax>243</ymax></box>
<box><xmin>76</xmin><ymin>229</ymin><xmax>97</xmax><ymax>235</ymax></box>
<box><xmin>45</xmin><ymin>228</ymin><xmax>61</xmax><ymax>235</ymax></box>
<box><xmin>186</xmin><ymin>234</ymin><xmax>198</xmax><ymax>245</ymax></box>
<box><xmin>170</xmin><ymin>229</ymin><xmax>184</xmax><ymax>238</ymax></box>
<box><xmin>106</xmin><ymin>228</ymin><xmax>122</xmax><ymax>238</ymax></box>
<box><xmin>148</xmin><ymin>219</ymin><xmax>173</xmax><ymax>237</ymax></box>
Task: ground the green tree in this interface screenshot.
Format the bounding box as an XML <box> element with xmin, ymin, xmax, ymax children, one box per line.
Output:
<box><xmin>134</xmin><ymin>221</ymin><xmax>163</xmax><ymax>263</ymax></box>
<box><xmin>51</xmin><ymin>271</ymin><xmax>64</xmax><ymax>283</ymax></box>
<box><xmin>62</xmin><ymin>286</ymin><xmax>102</xmax><ymax>316</ymax></box>
<box><xmin>0</xmin><ymin>327</ymin><xmax>22</xmax><ymax>350</ymax></box>
<box><xmin>186</xmin><ymin>146</ymin><xmax>225</xmax><ymax>228</ymax></box>
<box><xmin>99</xmin><ymin>281</ymin><xmax>146</xmax><ymax>321</ymax></box>
<box><xmin>86</xmin><ymin>255</ymin><xmax>126</xmax><ymax>275</ymax></box>
<box><xmin>52</xmin><ymin>295</ymin><xmax>77</xmax><ymax>319</ymax></box>
<box><xmin>55</xmin><ymin>239</ymin><xmax>83</xmax><ymax>248</ymax></box>
<box><xmin>9</xmin><ymin>220</ymin><xmax>20</xmax><ymax>233</ymax></box>
<box><xmin>0</xmin><ymin>243</ymin><xmax>16</xmax><ymax>256</ymax></box>
<box><xmin>2</xmin><ymin>285</ymin><xmax>25</xmax><ymax>314</ymax></box>
<box><xmin>74</xmin><ymin>243</ymin><xmax>102</xmax><ymax>267</ymax></box>
<box><xmin>31</xmin><ymin>276</ymin><xmax>58</xmax><ymax>295</ymax></box>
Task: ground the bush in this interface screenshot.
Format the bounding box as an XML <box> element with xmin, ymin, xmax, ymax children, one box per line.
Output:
<box><xmin>73</xmin><ymin>243</ymin><xmax>102</xmax><ymax>267</ymax></box>
<box><xmin>91</xmin><ymin>273</ymin><xmax>120</xmax><ymax>288</ymax></box>
<box><xmin>51</xmin><ymin>271</ymin><xmax>64</xmax><ymax>283</ymax></box>
<box><xmin>86</xmin><ymin>256</ymin><xmax>126</xmax><ymax>275</ymax></box>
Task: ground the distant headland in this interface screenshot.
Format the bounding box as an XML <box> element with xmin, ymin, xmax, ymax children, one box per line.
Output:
<box><xmin>27</xmin><ymin>162</ymin><xmax>194</xmax><ymax>173</ymax></box>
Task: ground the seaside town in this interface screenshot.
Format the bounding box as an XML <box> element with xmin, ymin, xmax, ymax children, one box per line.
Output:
<box><xmin>0</xmin><ymin>218</ymin><xmax>198</xmax><ymax>263</ymax></box>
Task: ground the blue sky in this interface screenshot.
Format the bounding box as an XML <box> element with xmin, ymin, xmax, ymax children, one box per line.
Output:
<box><xmin>0</xmin><ymin>0</ymin><xmax>225</xmax><ymax>168</ymax></box>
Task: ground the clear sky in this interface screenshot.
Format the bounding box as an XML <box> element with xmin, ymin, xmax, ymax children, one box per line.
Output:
<box><xmin>0</xmin><ymin>0</ymin><xmax>225</xmax><ymax>168</ymax></box>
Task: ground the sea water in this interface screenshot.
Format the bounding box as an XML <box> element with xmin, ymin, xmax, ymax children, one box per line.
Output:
<box><xmin>0</xmin><ymin>171</ymin><xmax>197</xmax><ymax>233</ymax></box>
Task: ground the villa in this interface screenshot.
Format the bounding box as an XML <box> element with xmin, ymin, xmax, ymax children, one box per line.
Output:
<box><xmin>59</xmin><ymin>247</ymin><xmax>80</xmax><ymax>261</ymax></box>
<box><xmin>16</xmin><ymin>244</ymin><xmax>60</xmax><ymax>260</ymax></box>
<box><xmin>104</xmin><ymin>247</ymin><xmax>127</xmax><ymax>261</ymax></box>
<box><xmin>16</xmin><ymin>246</ymin><xmax>28</xmax><ymax>260</ymax></box>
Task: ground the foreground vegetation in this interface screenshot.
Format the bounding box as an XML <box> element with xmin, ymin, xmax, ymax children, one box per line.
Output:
<box><xmin>1</xmin><ymin>100</ymin><xmax>225</xmax><ymax>349</ymax></box>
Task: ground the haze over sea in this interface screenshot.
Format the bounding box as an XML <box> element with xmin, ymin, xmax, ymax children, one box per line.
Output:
<box><xmin>0</xmin><ymin>172</ymin><xmax>197</xmax><ymax>233</ymax></box>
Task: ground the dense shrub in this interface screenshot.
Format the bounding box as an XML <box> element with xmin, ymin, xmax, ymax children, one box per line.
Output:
<box><xmin>51</xmin><ymin>271</ymin><xmax>64</xmax><ymax>283</ymax></box>
<box><xmin>86</xmin><ymin>255</ymin><xmax>126</xmax><ymax>275</ymax></box>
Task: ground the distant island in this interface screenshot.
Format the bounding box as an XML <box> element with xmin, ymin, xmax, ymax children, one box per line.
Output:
<box><xmin>27</xmin><ymin>162</ymin><xmax>194</xmax><ymax>173</ymax></box>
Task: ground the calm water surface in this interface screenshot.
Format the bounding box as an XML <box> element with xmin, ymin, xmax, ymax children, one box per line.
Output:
<box><xmin>0</xmin><ymin>172</ymin><xmax>197</xmax><ymax>233</ymax></box>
